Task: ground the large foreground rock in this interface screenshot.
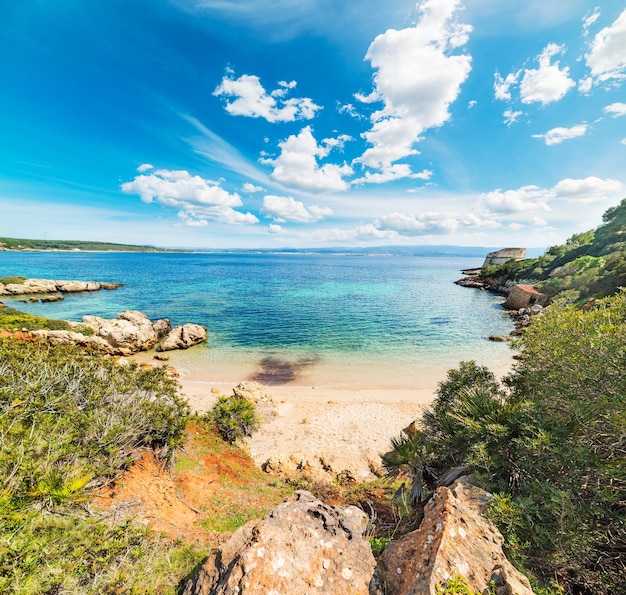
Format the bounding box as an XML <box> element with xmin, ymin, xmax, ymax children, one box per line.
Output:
<box><xmin>156</xmin><ymin>323</ymin><xmax>207</xmax><ymax>351</ymax></box>
<box><xmin>182</xmin><ymin>491</ymin><xmax>375</xmax><ymax>595</ymax></box>
<box><xmin>377</xmin><ymin>478</ymin><xmax>534</xmax><ymax>595</ymax></box>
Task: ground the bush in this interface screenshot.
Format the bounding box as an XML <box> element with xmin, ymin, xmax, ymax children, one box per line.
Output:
<box><xmin>211</xmin><ymin>395</ymin><xmax>259</xmax><ymax>444</ymax></box>
<box><xmin>0</xmin><ymin>337</ymin><xmax>199</xmax><ymax>592</ymax></box>
<box><xmin>384</xmin><ymin>292</ymin><xmax>626</xmax><ymax>593</ymax></box>
<box><xmin>0</xmin><ymin>276</ymin><xmax>26</xmax><ymax>284</ymax></box>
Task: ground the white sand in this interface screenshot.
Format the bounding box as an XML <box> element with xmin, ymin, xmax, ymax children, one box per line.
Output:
<box><xmin>136</xmin><ymin>345</ymin><xmax>514</xmax><ymax>480</ymax></box>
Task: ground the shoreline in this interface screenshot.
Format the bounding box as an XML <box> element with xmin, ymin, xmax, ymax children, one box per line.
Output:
<box><xmin>135</xmin><ymin>345</ymin><xmax>515</xmax><ymax>480</ymax></box>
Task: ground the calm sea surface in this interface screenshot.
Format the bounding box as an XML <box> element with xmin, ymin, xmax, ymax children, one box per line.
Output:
<box><xmin>0</xmin><ymin>251</ymin><xmax>514</xmax><ymax>389</ymax></box>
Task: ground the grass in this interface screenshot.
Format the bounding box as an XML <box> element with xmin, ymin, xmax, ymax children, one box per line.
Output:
<box><xmin>0</xmin><ymin>276</ymin><xmax>27</xmax><ymax>284</ymax></box>
<box><xmin>0</xmin><ymin>305</ymin><xmax>95</xmax><ymax>334</ymax></box>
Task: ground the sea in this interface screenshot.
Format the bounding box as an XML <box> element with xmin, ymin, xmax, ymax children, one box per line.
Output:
<box><xmin>0</xmin><ymin>250</ymin><xmax>515</xmax><ymax>390</ymax></box>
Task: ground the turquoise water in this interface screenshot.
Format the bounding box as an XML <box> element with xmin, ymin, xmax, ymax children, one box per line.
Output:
<box><xmin>0</xmin><ymin>251</ymin><xmax>514</xmax><ymax>388</ymax></box>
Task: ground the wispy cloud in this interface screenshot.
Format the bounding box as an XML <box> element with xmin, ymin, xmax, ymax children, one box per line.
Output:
<box><xmin>532</xmin><ymin>124</ymin><xmax>589</xmax><ymax>145</ymax></box>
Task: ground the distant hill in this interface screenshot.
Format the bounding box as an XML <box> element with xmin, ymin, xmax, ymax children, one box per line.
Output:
<box><xmin>0</xmin><ymin>237</ymin><xmax>168</xmax><ymax>252</ymax></box>
<box><xmin>481</xmin><ymin>197</ymin><xmax>626</xmax><ymax>304</ymax></box>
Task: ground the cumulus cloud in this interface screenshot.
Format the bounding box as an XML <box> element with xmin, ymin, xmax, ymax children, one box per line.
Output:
<box><xmin>121</xmin><ymin>168</ymin><xmax>258</xmax><ymax>225</ymax></box>
<box><xmin>551</xmin><ymin>176</ymin><xmax>624</xmax><ymax>203</ymax></box>
<box><xmin>584</xmin><ymin>9</ymin><xmax>626</xmax><ymax>86</ymax></box>
<box><xmin>262</xmin><ymin>195</ymin><xmax>332</xmax><ymax>223</ymax></box>
<box><xmin>137</xmin><ymin>163</ymin><xmax>154</xmax><ymax>172</ymax></box>
<box><xmin>532</xmin><ymin>124</ymin><xmax>589</xmax><ymax>145</ymax></box>
<box><xmin>354</xmin><ymin>0</ymin><xmax>472</xmax><ymax>175</ymax></box>
<box><xmin>480</xmin><ymin>185</ymin><xmax>552</xmax><ymax>214</ymax></box>
<box><xmin>604</xmin><ymin>102</ymin><xmax>626</xmax><ymax>117</ymax></box>
<box><xmin>268</xmin><ymin>224</ymin><xmax>284</xmax><ymax>234</ymax></box>
<box><xmin>376</xmin><ymin>211</ymin><xmax>461</xmax><ymax>235</ymax></box>
<box><xmin>262</xmin><ymin>126</ymin><xmax>353</xmax><ymax>192</ymax></box>
<box><xmin>480</xmin><ymin>176</ymin><xmax>623</xmax><ymax>215</ymax></box>
<box><xmin>242</xmin><ymin>182</ymin><xmax>265</xmax><ymax>193</ymax></box>
<box><xmin>519</xmin><ymin>44</ymin><xmax>576</xmax><ymax>104</ymax></box>
<box><xmin>214</xmin><ymin>73</ymin><xmax>321</xmax><ymax>123</ymax></box>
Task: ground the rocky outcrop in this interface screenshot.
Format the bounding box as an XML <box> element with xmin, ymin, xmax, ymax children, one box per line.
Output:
<box><xmin>156</xmin><ymin>324</ymin><xmax>208</xmax><ymax>352</ymax></box>
<box><xmin>377</xmin><ymin>477</ymin><xmax>534</xmax><ymax>595</ymax></box>
<box><xmin>0</xmin><ymin>278</ymin><xmax>121</xmax><ymax>296</ymax></box>
<box><xmin>32</xmin><ymin>310</ymin><xmax>204</xmax><ymax>355</ymax></box>
<box><xmin>81</xmin><ymin>310</ymin><xmax>160</xmax><ymax>354</ymax></box>
<box><xmin>182</xmin><ymin>491</ymin><xmax>375</xmax><ymax>595</ymax></box>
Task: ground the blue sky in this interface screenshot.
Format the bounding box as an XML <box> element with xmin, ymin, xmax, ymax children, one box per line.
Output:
<box><xmin>1</xmin><ymin>0</ymin><xmax>625</xmax><ymax>249</ymax></box>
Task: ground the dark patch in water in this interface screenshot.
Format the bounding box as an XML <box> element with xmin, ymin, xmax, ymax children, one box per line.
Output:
<box><xmin>430</xmin><ymin>316</ymin><xmax>451</xmax><ymax>325</ymax></box>
<box><xmin>248</xmin><ymin>355</ymin><xmax>319</xmax><ymax>385</ymax></box>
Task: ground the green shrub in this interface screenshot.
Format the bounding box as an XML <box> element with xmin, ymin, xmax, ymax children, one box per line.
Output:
<box><xmin>211</xmin><ymin>395</ymin><xmax>259</xmax><ymax>444</ymax></box>
<box><xmin>0</xmin><ymin>337</ymin><xmax>199</xmax><ymax>592</ymax></box>
<box><xmin>0</xmin><ymin>276</ymin><xmax>26</xmax><ymax>284</ymax></box>
<box><xmin>385</xmin><ymin>292</ymin><xmax>626</xmax><ymax>593</ymax></box>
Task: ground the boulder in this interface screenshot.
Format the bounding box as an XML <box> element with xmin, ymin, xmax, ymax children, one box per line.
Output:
<box><xmin>41</xmin><ymin>295</ymin><xmax>64</xmax><ymax>303</ymax></box>
<box><xmin>55</xmin><ymin>280</ymin><xmax>101</xmax><ymax>292</ymax></box>
<box><xmin>31</xmin><ymin>330</ymin><xmax>117</xmax><ymax>354</ymax></box>
<box><xmin>231</xmin><ymin>381</ymin><xmax>269</xmax><ymax>403</ymax></box>
<box><xmin>156</xmin><ymin>323</ymin><xmax>207</xmax><ymax>352</ymax></box>
<box><xmin>152</xmin><ymin>318</ymin><xmax>171</xmax><ymax>338</ymax></box>
<box><xmin>182</xmin><ymin>491</ymin><xmax>375</xmax><ymax>595</ymax></box>
<box><xmin>0</xmin><ymin>279</ymin><xmax>57</xmax><ymax>295</ymax></box>
<box><xmin>81</xmin><ymin>310</ymin><xmax>159</xmax><ymax>355</ymax></box>
<box><xmin>377</xmin><ymin>478</ymin><xmax>534</xmax><ymax>595</ymax></box>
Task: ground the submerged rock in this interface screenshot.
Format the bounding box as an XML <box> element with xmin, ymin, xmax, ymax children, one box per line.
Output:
<box><xmin>182</xmin><ymin>490</ymin><xmax>375</xmax><ymax>595</ymax></box>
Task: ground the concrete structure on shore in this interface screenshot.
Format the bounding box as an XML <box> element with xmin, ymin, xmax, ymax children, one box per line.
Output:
<box><xmin>482</xmin><ymin>248</ymin><xmax>526</xmax><ymax>267</ymax></box>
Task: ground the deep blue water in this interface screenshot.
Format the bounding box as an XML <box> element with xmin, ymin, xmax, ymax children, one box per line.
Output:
<box><xmin>0</xmin><ymin>251</ymin><xmax>512</xmax><ymax>359</ymax></box>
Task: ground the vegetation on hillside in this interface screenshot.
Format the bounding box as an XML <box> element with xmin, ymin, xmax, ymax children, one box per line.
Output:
<box><xmin>383</xmin><ymin>291</ymin><xmax>626</xmax><ymax>594</ymax></box>
<box><xmin>481</xmin><ymin>197</ymin><xmax>626</xmax><ymax>304</ymax></box>
<box><xmin>0</xmin><ymin>305</ymin><xmax>94</xmax><ymax>334</ymax></box>
<box><xmin>0</xmin><ymin>338</ymin><xmax>201</xmax><ymax>593</ymax></box>
<box><xmin>0</xmin><ymin>236</ymin><xmax>166</xmax><ymax>252</ymax></box>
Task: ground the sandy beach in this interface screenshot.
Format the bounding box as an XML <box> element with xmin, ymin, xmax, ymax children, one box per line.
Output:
<box><xmin>139</xmin><ymin>345</ymin><xmax>515</xmax><ymax>481</ymax></box>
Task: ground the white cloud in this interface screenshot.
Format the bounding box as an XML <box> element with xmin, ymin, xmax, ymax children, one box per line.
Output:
<box><xmin>604</xmin><ymin>102</ymin><xmax>626</xmax><ymax>117</ymax></box>
<box><xmin>353</xmin><ymin>165</ymin><xmax>432</xmax><ymax>185</ymax></box>
<box><xmin>621</xmin><ymin>138</ymin><xmax>626</xmax><ymax>145</ymax></box>
<box><xmin>121</xmin><ymin>168</ymin><xmax>258</xmax><ymax>225</ymax></box>
<box><xmin>376</xmin><ymin>211</ymin><xmax>460</xmax><ymax>235</ymax></box>
<box><xmin>337</xmin><ymin>102</ymin><xmax>364</xmax><ymax>120</ymax></box>
<box><xmin>322</xmin><ymin>134</ymin><xmax>353</xmax><ymax>151</ymax></box>
<box><xmin>355</xmin><ymin>0</ymin><xmax>472</xmax><ymax>173</ymax></box>
<box><xmin>551</xmin><ymin>176</ymin><xmax>624</xmax><ymax>203</ymax></box>
<box><xmin>137</xmin><ymin>163</ymin><xmax>154</xmax><ymax>172</ymax></box>
<box><xmin>532</xmin><ymin>124</ymin><xmax>589</xmax><ymax>145</ymax></box>
<box><xmin>503</xmin><ymin>109</ymin><xmax>522</xmax><ymax>126</ymax></box>
<box><xmin>480</xmin><ymin>176</ymin><xmax>623</xmax><ymax>215</ymax></box>
<box><xmin>520</xmin><ymin>43</ymin><xmax>575</xmax><ymax>104</ymax></box>
<box><xmin>262</xmin><ymin>194</ymin><xmax>332</xmax><ymax>223</ymax></box>
<box><xmin>214</xmin><ymin>73</ymin><xmax>322</xmax><ymax>123</ymax></box>
<box><xmin>242</xmin><ymin>182</ymin><xmax>265</xmax><ymax>193</ymax></box>
<box><xmin>311</xmin><ymin>224</ymin><xmax>399</xmax><ymax>243</ymax></box>
<box><xmin>583</xmin><ymin>7</ymin><xmax>601</xmax><ymax>36</ymax></box>
<box><xmin>494</xmin><ymin>70</ymin><xmax>520</xmax><ymax>101</ymax></box>
<box><xmin>262</xmin><ymin>126</ymin><xmax>353</xmax><ymax>192</ymax></box>
<box><xmin>480</xmin><ymin>185</ymin><xmax>552</xmax><ymax>214</ymax></box>
<box><xmin>268</xmin><ymin>224</ymin><xmax>285</xmax><ymax>234</ymax></box>
<box><xmin>585</xmin><ymin>9</ymin><xmax>626</xmax><ymax>85</ymax></box>
<box><xmin>468</xmin><ymin>100</ymin><xmax>477</xmax><ymax>109</ymax></box>
<box><xmin>578</xmin><ymin>76</ymin><xmax>593</xmax><ymax>93</ymax></box>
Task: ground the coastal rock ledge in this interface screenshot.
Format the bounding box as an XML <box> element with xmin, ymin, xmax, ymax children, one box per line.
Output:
<box><xmin>32</xmin><ymin>310</ymin><xmax>207</xmax><ymax>355</ymax></box>
<box><xmin>0</xmin><ymin>278</ymin><xmax>121</xmax><ymax>296</ymax></box>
